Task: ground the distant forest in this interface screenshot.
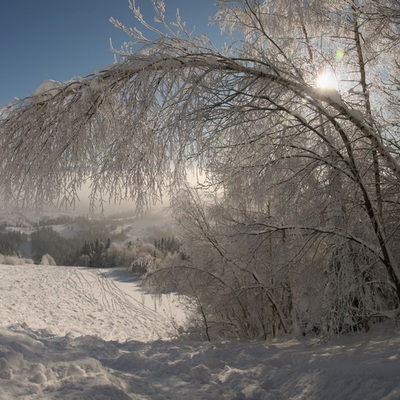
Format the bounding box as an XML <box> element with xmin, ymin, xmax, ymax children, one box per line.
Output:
<box><xmin>0</xmin><ymin>216</ymin><xmax>127</xmax><ymax>265</ymax></box>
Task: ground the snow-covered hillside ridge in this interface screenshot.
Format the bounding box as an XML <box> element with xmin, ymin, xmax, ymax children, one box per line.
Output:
<box><xmin>0</xmin><ymin>265</ymin><xmax>400</xmax><ymax>399</ymax></box>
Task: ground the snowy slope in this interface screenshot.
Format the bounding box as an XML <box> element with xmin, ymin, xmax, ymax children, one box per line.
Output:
<box><xmin>0</xmin><ymin>265</ymin><xmax>400</xmax><ymax>399</ymax></box>
<box><xmin>0</xmin><ymin>265</ymin><xmax>183</xmax><ymax>342</ymax></box>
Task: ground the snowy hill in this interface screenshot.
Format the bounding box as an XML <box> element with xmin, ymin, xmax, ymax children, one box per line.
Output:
<box><xmin>0</xmin><ymin>264</ymin><xmax>400</xmax><ymax>399</ymax></box>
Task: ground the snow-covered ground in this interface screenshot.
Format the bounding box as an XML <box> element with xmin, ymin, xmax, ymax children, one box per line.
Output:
<box><xmin>0</xmin><ymin>265</ymin><xmax>183</xmax><ymax>342</ymax></box>
<box><xmin>0</xmin><ymin>265</ymin><xmax>399</xmax><ymax>399</ymax></box>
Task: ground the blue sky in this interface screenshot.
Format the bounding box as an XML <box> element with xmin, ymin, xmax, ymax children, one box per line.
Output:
<box><xmin>0</xmin><ymin>0</ymin><xmax>221</xmax><ymax>106</ymax></box>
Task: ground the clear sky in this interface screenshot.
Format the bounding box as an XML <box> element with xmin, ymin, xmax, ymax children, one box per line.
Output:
<box><xmin>0</xmin><ymin>0</ymin><xmax>221</xmax><ymax>106</ymax></box>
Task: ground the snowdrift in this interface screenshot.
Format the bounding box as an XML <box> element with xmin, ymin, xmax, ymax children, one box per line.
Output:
<box><xmin>1</xmin><ymin>323</ymin><xmax>400</xmax><ymax>399</ymax></box>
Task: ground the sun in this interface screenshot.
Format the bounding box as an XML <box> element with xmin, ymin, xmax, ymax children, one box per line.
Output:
<box><xmin>315</xmin><ymin>70</ymin><xmax>338</xmax><ymax>90</ymax></box>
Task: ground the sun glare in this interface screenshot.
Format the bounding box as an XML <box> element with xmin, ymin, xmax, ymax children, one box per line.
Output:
<box><xmin>316</xmin><ymin>71</ymin><xmax>338</xmax><ymax>90</ymax></box>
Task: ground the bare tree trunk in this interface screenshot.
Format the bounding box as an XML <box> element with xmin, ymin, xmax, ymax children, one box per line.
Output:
<box><xmin>352</xmin><ymin>3</ymin><xmax>384</xmax><ymax>223</ymax></box>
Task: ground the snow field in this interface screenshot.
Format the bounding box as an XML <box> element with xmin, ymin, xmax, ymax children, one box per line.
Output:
<box><xmin>0</xmin><ymin>265</ymin><xmax>183</xmax><ymax>342</ymax></box>
<box><xmin>0</xmin><ymin>265</ymin><xmax>399</xmax><ymax>399</ymax></box>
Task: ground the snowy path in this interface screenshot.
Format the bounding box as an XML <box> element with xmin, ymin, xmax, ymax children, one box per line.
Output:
<box><xmin>0</xmin><ymin>265</ymin><xmax>181</xmax><ymax>341</ymax></box>
<box><xmin>0</xmin><ymin>265</ymin><xmax>400</xmax><ymax>399</ymax></box>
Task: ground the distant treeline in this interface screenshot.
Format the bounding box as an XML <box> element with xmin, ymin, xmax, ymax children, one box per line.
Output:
<box><xmin>0</xmin><ymin>216</ymin><xmax>127</xmax><ymax>265</ymax></box>
<box><xmin>0</xmin><ymin>214</ymin><xmax>181</xmax><ymax>271</ymax></box>
<box><xmin>0</xmin><ymin>229</ymin><xmax>28</xmax><ymax>257</ymax></box>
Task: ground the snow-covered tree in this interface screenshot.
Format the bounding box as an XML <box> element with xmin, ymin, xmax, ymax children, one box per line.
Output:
<box><xmin>39</xmin><ymin>253</ymin><xmax>57</xmax><ymax>266</ymax></box>
<box><xmin>2</xmin><ymin>0</ymin><xmax>400</xmax><ymax>337</ymax></box>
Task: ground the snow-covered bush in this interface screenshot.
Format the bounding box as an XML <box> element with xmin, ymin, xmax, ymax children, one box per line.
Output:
<box><xmin>0</xmin><ymin>253</ymin><xmax>34</xmax><ymax>265</ymax></box>
<box><xmin>106</xmin><ymin>241</ymin><xmax>160</xmax><ymax>274</ymax></box>
<box><xmin>39</xmin><ymin>253</ymin><xmax>57</xmax><ymax>266</ymax></box>
<box><xmin>106</xmin><ymin>242</ymin><xmax>137</xmax><ymax>269</ymax></box>
<box><xmin>129</xmin><ymin>254</ymin><xmax>161</xmax><ymax>275</ymax></box>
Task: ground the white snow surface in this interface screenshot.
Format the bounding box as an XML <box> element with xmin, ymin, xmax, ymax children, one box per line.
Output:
<box><xmin>0</xmin><ymin>265</ymin><xmax>400</xmax><ymax>399</ymax></box>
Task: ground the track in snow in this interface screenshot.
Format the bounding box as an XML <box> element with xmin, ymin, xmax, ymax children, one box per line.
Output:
<box><xmin>0</xmin><ymin>265</ymin><xmax>183</xmax><ymax>341</ymax></box>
